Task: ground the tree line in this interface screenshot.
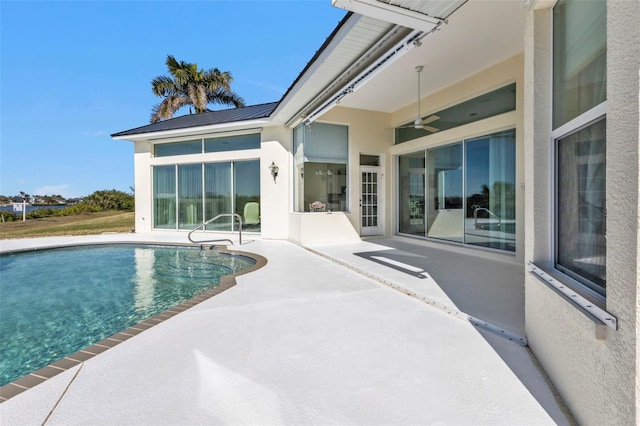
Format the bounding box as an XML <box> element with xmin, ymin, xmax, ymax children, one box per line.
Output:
<box><xmin>1</xmin><ymin>189</ymin><xmax>134</xmax><ymax>222</ymax></box>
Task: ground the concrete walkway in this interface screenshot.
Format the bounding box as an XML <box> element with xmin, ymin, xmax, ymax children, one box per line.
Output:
<box><xmin>0</xmin><ymin>234</ymin><xmax>570</xmax><ymax>425</ymax></box>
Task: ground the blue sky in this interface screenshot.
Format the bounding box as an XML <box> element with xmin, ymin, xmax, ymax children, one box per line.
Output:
<box><xmin>0</xmin><ymin>0</ymin><xmax>346</xmax><ymax>198</ymax></box>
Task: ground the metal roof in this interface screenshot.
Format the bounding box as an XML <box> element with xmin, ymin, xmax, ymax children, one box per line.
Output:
<box><xmin>111</xmin><ymin>102</ymin><xmax>278</xmax><ymax>137</ymax></box>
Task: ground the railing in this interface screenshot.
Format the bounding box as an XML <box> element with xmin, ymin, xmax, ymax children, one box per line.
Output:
<box><xmin>473</xmin><ymin>207</ymin><xmax>501</xmax><ymax>230</ymax></box>
<box><xmin>188</xmin><ymin>213</ymin><xmax>243</xmax><ymax>246</ymax></box>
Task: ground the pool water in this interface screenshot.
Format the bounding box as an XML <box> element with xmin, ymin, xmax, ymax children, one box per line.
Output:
<box><xmin>0</xmin><ymin>244</ymin><xmax>254</xmax><ymax>386</ymax></box>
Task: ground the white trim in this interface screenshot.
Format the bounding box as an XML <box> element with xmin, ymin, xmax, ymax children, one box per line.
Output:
<box><xmin>112</xmin><ymin>120</ymin><xmax>270</xmax><ymax>142</ymax></box>
<box><xmin>551</xmin><ymin>101</ymin><xmax>607</xmax><ymax>139</ymax></box>
<box><xmin>360</xmin><ymin>164</ymin><xmax>384</xmax><ymax>236</ymax></box>
<box><xmin>528</xmin><ymin>262</ymin><xmax>617</xmax><ymax>330</ymax></box>
<box><xmin>332</xmin><ymin>0</ymin><xmax>443</xmax><ymax>29</ymax></box>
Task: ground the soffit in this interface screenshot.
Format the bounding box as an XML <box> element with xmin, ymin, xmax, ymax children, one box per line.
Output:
<box><xmin>335</xmin><ymin>0</ymin><xmax>526</xmax><ymax>115</ymax></box>
<box><xmin>270</xmin><ymin>13</ymin><xmax>398</xmax><ymax>125</ymax></box>
<box><xmin>332</xmin><ymin>0</ymin><xmax>467</xmax><ymax>28</ymax></box>
<box><xmin>383</xmin><ymin>0</ymin><xmax>466</xmax><ymax>20</ymax></box>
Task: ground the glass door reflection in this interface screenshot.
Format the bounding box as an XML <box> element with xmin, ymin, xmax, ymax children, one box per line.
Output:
<box><xmin>426</xmin><ymin>143</ymin><xmax>464</xmax><ymax>243</ymax></box>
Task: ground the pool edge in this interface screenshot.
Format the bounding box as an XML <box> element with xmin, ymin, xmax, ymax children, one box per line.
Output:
<box><xmin>0</xmin><ymin>246</ymin><xmax>267</xmax><ymax>403</ymax></box>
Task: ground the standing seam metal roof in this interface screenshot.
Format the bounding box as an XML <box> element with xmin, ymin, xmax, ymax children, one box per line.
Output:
<box><xmin>111</xmin><ymin>102</ymin><xmax>278</xmax><ymax>137</ymax></box>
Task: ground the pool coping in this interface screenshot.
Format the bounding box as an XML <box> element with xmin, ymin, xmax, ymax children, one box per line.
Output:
<box><xmin>0</xmin><ymin>244</ymin><xmax>267</xmax><ymax>403</ymax></box>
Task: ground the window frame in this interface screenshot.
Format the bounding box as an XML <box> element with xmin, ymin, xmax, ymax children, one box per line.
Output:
<box><xmin>293</xmin><ymin>122</ymin><xmax>350</xmax><ymax>213</ymax></box>
<box><xmin>551</xmin><ymin>102</ymin><xmax>607</xmax><ymax>305</ymax></box>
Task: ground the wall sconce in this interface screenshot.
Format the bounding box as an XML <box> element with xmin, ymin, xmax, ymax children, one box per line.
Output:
<box><xmin>269</xmin><ymin>161</ymin><xmax>279</xmax><ymax>183</ymax></box>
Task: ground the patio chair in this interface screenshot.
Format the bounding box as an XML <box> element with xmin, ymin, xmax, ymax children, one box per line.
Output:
<box><xmin>243</xmin><ymin>202</ymin><xmax>260</xmax><ymax>228</ymax></box>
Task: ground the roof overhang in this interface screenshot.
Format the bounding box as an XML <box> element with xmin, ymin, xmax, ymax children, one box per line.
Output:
<box><xmin>323</xmin><ymin>0</ymin><xmax>525</xmax><ymax>116</ymax></box>
<box><xmin>112</xmin><ymin>118</ymin><xmax>271</xmax><ymax>142</ymax></box>
<box><xmin>272</xmin><ymin>0</ymin><xmax>471</xmax><ymax>128</ymax></box>
<box><xmin>331</xmin><ymin>0</ymin><xmax>457</xmax><ymax>30</ymax></box>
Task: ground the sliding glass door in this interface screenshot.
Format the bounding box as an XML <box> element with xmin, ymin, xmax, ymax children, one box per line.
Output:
<box><xmin>204</xmin><ymin>162</ymin><xmax>232</xmax><ymax>231</ymax></box>
<box><xmin>426</xmin><ymin>143</ymin><xmax>463</xmax><ymax>243</ymax></box>
<box><xmin>398</xmin><ymin>152</ymin><xmax>426</xmax><ymax>236</ymax></box>
<box><xmin>397</xmin><ymin>129</ymin><xmax>516</xmax><ymax>252</ymax></box>
<box><xmin>464</xmin><ymin>131</ymin><xmax>516</xmax><ymax>250</ymax></box>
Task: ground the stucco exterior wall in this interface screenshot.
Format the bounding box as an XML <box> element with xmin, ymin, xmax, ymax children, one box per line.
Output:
<box><xmin>313</xmin><ymin>107</ymin><xmax>393</xmax><ymax>238</ymax></box>
<box><xmin>524</xmin><ymin>2</ymin><xmax>639</xmax><ymax>424</ymax></box>
<box><xmin>261</xmin><ymin>126</ymin><xmax>292</xmax><ymax>240</ymax></box>
<box><xmin>133</xmin><ymin>141</ymin><xmax>152</xmax><ymax>233</ymax></box>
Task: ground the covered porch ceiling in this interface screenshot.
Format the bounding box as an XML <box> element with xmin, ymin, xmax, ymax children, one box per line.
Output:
<box><xmin>333</xmin><ymin>0</ymin><xmax>526</xmax><ymax>116</ymax></box>
<box><xmin>275</xmin><ymin>0</ymin><xmax>525</xmax><ymax>127</ymax></box>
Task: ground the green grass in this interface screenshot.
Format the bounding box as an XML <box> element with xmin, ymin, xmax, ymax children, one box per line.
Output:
<box><xmin>0</xmin><ymin>211</ymin><xmax>135</xmax><ymax>239</ymax></box>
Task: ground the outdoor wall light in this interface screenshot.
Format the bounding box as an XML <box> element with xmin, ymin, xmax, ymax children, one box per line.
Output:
<box><xmin>269</xmin><ymin>161</ymin><xmax>279</xmax><ymax>183</ymax></box>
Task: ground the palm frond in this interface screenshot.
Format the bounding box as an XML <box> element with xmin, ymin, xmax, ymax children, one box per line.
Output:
<box><xmin>151</xmin><ymin>75</ymin><xmax>179</xmax><ymax>97</ymax></box>
<box><xmin>203</xmin><ymin>68</ymin><xmax>233</xmax><ymax>91</ymax></box>
<box><xmin>207</xmin><ymin>88</ymin><xmax>245</xmax><ymax>108</ymax></box>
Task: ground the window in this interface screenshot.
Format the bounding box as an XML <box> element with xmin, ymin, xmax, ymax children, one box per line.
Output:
<box><xmin>154</xmin><ymin>140</ymin><xmax>202</xmax><ymax>157</ymax></box>
<box><xmin>553</xmin><ymin>0</ymin><xmax>606</xmax><ymax>296</ymax></box>
<box><xmin>205</xmin><ymin>133</ymin><xmax>260</xmax><ymax>153</ymax></box>
<box><xmin>553</xmin><ymin>0</ymin><xmax>606</xmax><ymax>129</ymax></box>
<box><xmin>154</xmin><ymin>133</ymin><xmax>261</xmax><ymax>157</ymax></box>
<box><xmin>153</xmin><ymin>165</ymin><xmax>176</xmax><ymax>229</ymax></box>
<box><xmin>395</xmin><ymin>83</ymin><xmax>516</xmax><ymax>144</ymax></box>
<box><xmin>293</xmin><ymin>122</ymin><xmax>348</xmax><ymax>212</ymax></box>
<box><xmin>556</xmin><ymin>120</ymin><xmax>606</xmax><ymax>294</ymax></box>
<box><xmin>152</xmin><ymin>161</ymin><xmax>260</xmax><ymax>232</ymax></box>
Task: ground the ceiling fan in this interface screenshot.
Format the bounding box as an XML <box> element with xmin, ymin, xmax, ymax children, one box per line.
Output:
<box><xmin>397</xmin><ymin>65</ymin><xmax>440</xmax><ymax>132</ymax></box>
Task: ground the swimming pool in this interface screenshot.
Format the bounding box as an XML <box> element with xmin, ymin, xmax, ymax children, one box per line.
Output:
<box><xmin>0</xmin><ymin>244</ymin><xmax>257</xmax><ymax>387</ymax></box>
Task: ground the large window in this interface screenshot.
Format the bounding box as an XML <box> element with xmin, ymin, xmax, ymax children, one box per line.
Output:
<box><xmin>398</xmin><ymin>129</ymin><xmax>516</xmax><ymax>252</ymax></box>
<box><xmin>293</xmin><ymin>122</ymin><xmax>348</xmax><ymax>212</ymax></box>
<box><xmin>152</xmin><ymin>161</ymin><xmax>260</xmax><ymax>232</ymax></box>
<box><xmin>553</xmin><ymin>0</ymin><xmax>606</xmax><ymax>296</ymax></box>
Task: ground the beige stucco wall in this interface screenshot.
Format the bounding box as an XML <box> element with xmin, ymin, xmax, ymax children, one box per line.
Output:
<box><xmin>310</xmin><ymin>107</ymin><xmax>394</xmax><ymax>238</ymax></box>
<box><xmin>524</xmin><ymin>2</ymin><xmax>640</xmax><ymax>424</ymax></box>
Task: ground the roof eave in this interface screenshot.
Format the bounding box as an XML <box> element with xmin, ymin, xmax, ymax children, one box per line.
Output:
<box><xmin>112</xmin><ymin>118</ymin><xmax>272</xmax><ymax>142</ymax></box>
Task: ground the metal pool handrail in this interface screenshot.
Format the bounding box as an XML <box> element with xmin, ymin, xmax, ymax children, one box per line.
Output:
<box><xmin>188</xmin><ymin>213</ymin><xmax>242</xmax><ymax>245</ymax></box>
<box><xmin>473</xmin><ymin>207</ymin><xmax>501</xmax><ymax>230</ymax></box>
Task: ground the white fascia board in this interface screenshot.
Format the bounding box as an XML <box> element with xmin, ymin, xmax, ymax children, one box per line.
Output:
<box><xmin>300</xmin><ymin>27</ymin><xmax>425</xmax><ymax>126</ymax></box>
<box><xmin>112</xmin><ymin>118</ymin><xmax>271</xmax><ymax>142</ymax></box>
<box><xmin>332</xmin><ymin>0</ymin><xmax>443</xmax><ymax>30</ymax></box>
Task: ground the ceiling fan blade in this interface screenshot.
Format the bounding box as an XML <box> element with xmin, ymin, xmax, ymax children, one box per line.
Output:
<box><xmin>423</xmin><ymin>125</ymin><xmax>440</xmax><ymax>133</ymax></box>
<box><xmin>421</xmin><ymin>114</ymin><xmax>439</xmax><ymax>125</ymax></box>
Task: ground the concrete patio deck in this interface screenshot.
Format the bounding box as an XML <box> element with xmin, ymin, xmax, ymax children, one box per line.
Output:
<box><xmin>0</xmin><ymin>234</ymin><xmax>571</xmax><ymax>425</ymax></box>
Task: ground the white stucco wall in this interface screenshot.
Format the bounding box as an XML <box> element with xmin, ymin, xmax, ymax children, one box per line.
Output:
<box><xmin>524</xmin><ymin>2</ymin><xmax>640</xmax><ymax>424</ymax></box>
<box><xmin>133</xmin><ymin>141</ymin><xmax>152</xmax><ymax>233</ymax></box>
<box><xmin>261</xmin><ymin>126</ymin><xmax>291</xmax><ymax>240</ymax></box>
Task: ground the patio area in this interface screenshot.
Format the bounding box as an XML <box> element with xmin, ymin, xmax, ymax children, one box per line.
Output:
<box><xmin>0</xmin><ymin>234</ymin><xmax>571</xmax><ymax>425</ymax></box>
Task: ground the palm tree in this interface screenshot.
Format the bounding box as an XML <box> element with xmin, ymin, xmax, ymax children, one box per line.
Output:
<box><xmin>150</xmin><ymin>55</ymin><xmax>245</xmax><ymax>123</ymax></box>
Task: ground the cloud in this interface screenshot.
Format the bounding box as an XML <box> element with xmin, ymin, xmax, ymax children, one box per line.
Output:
<box><xmin>33</xmin><ymin>184</ymin><xmax>75</xmax><ymax>197</ymax></box>
<box><xmin>81</xmin><ymin>130</ymin><xmax>107</xmax><ymax>136</ymax></box>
